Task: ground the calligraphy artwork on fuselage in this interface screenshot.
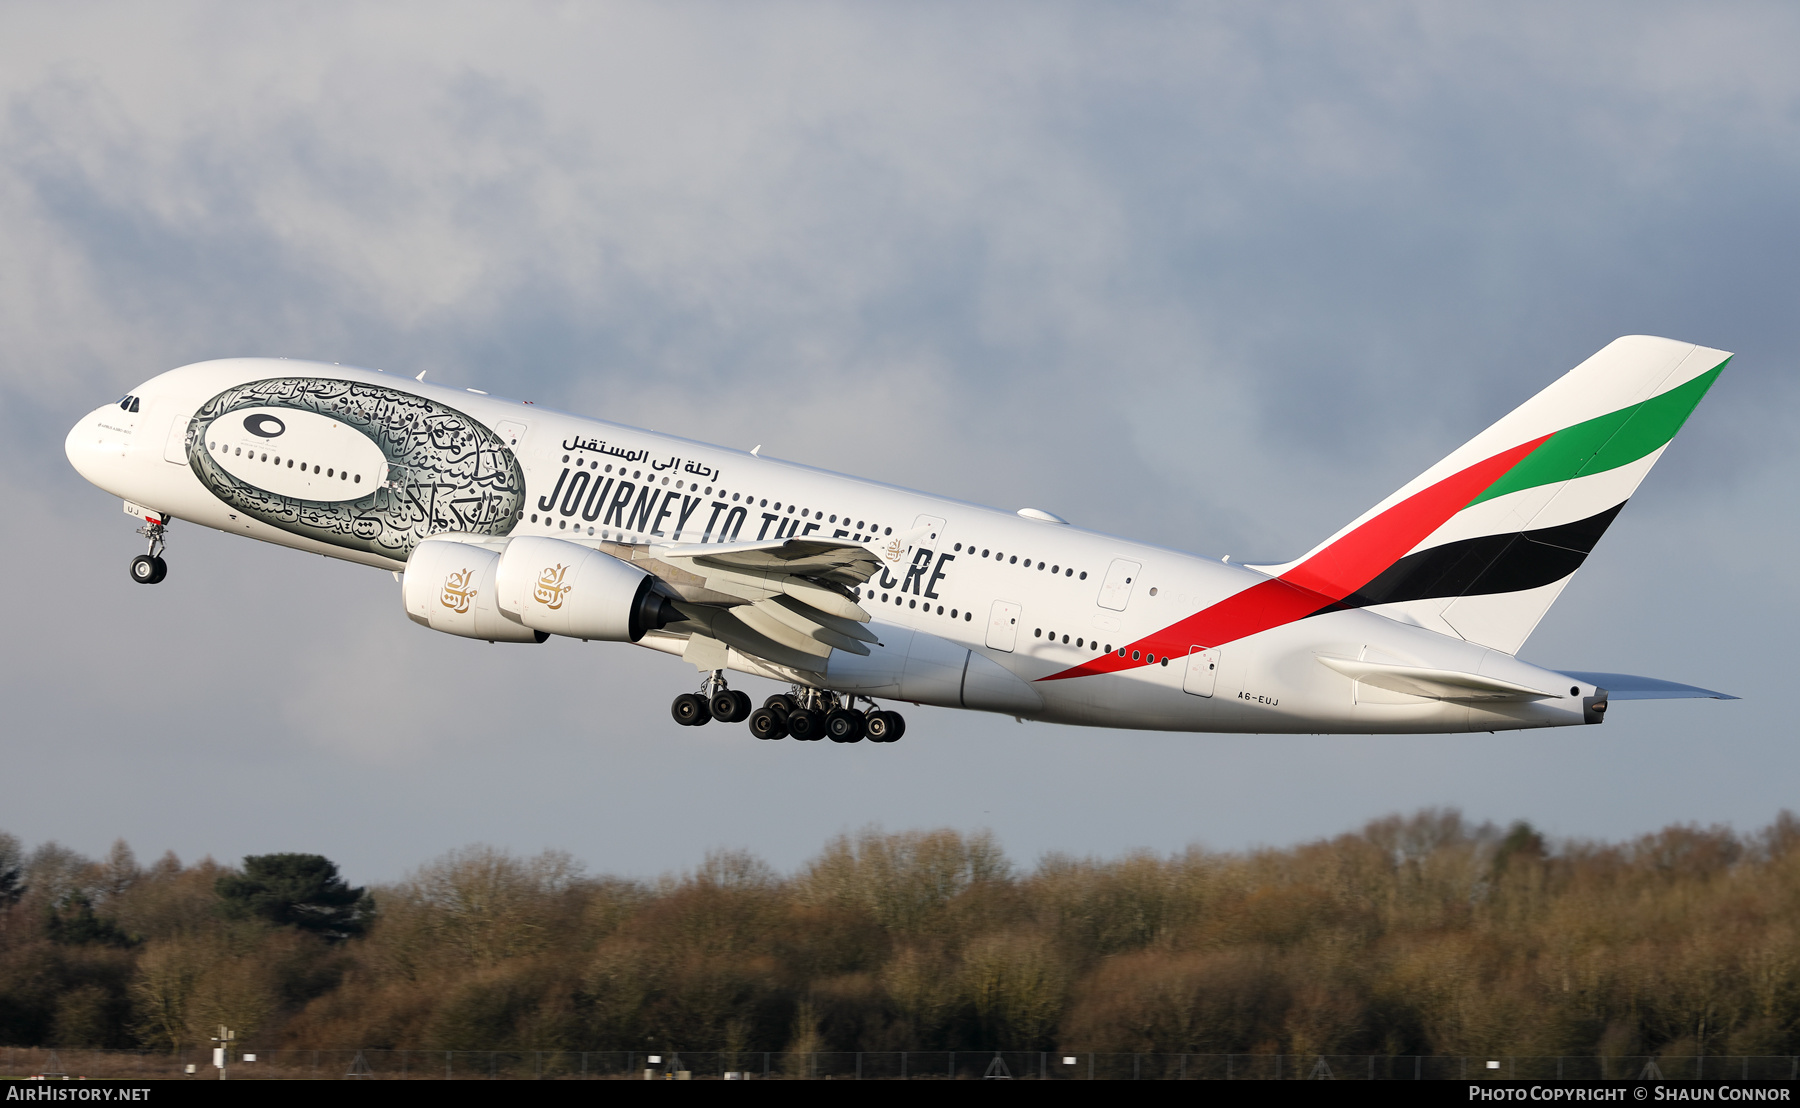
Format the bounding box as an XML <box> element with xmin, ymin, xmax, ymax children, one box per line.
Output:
<box><xmin>185</xmin><ymin>377</ymin><xmax>526</xmax><ymax>560</ymax></box>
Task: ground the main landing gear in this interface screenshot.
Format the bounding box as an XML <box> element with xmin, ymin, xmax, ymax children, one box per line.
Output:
<box><xmin>671</xmin><ymin>671</ymin><xmax>752</xmax><ymax>728</ymax></box>
<box><xmin>743</xmin><ymin>688</ymin><xmax>905</xmax><ymax>744</ymax></box>
<box><xmin>674</xmin><ymin>677</ymin><xmax>907</xmax><ymax>742</ymax></box>
<box><xmin>129</xmin><ymin>519</ymin><xmax>169</xmax><ymax>585</ymax></box>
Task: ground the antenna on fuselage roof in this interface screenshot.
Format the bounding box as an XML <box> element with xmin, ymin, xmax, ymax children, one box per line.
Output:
<box><xmin>751</xmin><ymin>445</ymin><xmax>761</xmax><ymax>456</ymax></box>
<box><xmin>415</xmin><ymin>370</ymin><xmax>427</xmax><ymax>382</ymax></box>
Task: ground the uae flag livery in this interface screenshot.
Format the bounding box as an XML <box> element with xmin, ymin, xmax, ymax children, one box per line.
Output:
<box><xmin>1048</xmin><ymin>336</ymin><xmax>1728</xmax><ymax>681</ymax></box>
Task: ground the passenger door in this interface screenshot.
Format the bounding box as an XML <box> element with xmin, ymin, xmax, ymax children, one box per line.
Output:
<box><xmin>986</xmin><ymin>600</ymin><xmax>1022</xmax><ymax>652</ymax></box>
<box><xmin>1097</xmin><ymin>558</ymin><xmax>1142</xmax><ymax>611</ymax></box>
<box><xmin>1183</xmin><ymin>647</ymin><xmax>1221</xmax><ymax>697</ymax></box>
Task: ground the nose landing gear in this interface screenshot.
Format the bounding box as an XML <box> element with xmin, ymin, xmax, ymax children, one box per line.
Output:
<box><xmin>129</xmin><ymin>518</ymin><xmax>169</xmax><ymax>585</ymax></box>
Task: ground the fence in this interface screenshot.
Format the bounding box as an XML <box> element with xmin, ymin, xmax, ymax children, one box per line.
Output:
<box><xmin>6</xmin><ymin>1047</ymin><xmax>1800</xmax><ymax>1080</ymax></box>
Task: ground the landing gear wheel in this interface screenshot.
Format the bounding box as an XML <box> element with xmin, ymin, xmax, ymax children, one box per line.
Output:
<box><xmin>764</xmin><ymin>694</ymin><xmax>797</xmax><ymax>717</ymax></box>
<box><xmin>671</xmin><ymin>692</ymin><xmax>712</xmax><ymax>727</ymax></box>
<box><xmin>130</xmin><ymin>554</ymin><xmax>166</xmax><ymax>585</ymax></box>
<box><xmin>865</xmin><ymin>711</ymin><xmax>905</xmax><ymax>742</ymax></box>
<box><xmin>786</xmin><ymin>708</ymin><xmax>824</xmax><ymax>741</ymax></box>
<box><xmin>748</xmin><ymin>707</ymin><xmax>788</xmax><ymax>740</ymax></box>
<box><xmin>711</xmin><ymin>689</ymin><xmax>752</xmax><ymax>724</ymax></box>
<box><xmin>825</xmin><ymin>709</ymin><xmax>866</xmax><ymax>743</ymax></box>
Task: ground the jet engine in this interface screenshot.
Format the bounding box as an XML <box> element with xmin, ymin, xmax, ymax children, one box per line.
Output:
<box><xmin>492</xmin><ymin>535</ymin><xmax>679</xmax><ymax>642</ymax></box>
<box><xmin>403</xmin><ymin>535</ymin><xmax>545</xmax><ymax>643</ymax></box>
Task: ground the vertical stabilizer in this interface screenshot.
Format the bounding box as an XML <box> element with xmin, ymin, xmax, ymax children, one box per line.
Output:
<box><xmin>1250</xmin><ymin>336</ymin><xmax>1729</xmax><ymax>654</ymax></box>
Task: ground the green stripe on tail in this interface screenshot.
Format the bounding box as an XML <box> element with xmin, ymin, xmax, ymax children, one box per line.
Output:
<box><xmin>1468</xmin><ymin>359</ymin><xmax>1728</xmax><ymax>508</ymax></box>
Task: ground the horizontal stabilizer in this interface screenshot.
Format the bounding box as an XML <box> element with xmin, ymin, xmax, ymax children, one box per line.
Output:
<box><xmin>1558</xmin><ymin>671</ymin><xmax>1739</xmax><ymax>701</ymax></box>
<box><xmin>1317</xmin><ymin>654</ymin><xmax>1559</xmax><ymax>702</ymax></box>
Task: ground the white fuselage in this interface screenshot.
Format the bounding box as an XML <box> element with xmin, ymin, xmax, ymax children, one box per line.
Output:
<box><xmin>66</xmin><ymin>358</ymin><xmax>1598</xmax><ymax>734</ymax></box>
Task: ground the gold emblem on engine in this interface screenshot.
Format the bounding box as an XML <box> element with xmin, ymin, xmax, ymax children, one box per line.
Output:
<box><xmin>441</xmin><ymin>568</ymin><xmax>476</xmax><ymax>613</ymax></box>
<box><xmin>534</xmin><ymin>564</ymin><xmax>574</xmax><ymax>609</ymax></box>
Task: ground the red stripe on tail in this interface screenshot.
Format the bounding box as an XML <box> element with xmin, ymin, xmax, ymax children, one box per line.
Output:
<box><xmin>1041</xmin><ymin>433</ymin><xmax>1551</xmax><ymax>681</ymax></box>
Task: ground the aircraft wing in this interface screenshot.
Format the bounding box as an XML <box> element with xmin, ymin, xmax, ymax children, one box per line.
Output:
<box><xmin>652</xmin><ymin>536</ymin><xmax>882</xmax><ymax>588</ymax></box>
<box><xmin>635</xmin><ymin>538</ymin><xmax>882</xmax><ymax>673</ymax></box>
<box><xmin>1557</xmin><ymin>671</ymin><xmax>1740</xmax><ymax>700</ymax></box>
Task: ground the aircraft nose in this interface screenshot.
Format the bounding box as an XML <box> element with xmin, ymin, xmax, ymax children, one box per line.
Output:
<box><xmin>66</xmin><ymin>406</ymin><xmax>122</xmax><ymax>486</ymax></box>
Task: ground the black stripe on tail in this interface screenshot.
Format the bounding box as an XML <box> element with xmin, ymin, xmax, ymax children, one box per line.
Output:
<box><xmin>1327</xmin><ymin>502</ymin><xmax>1627</xmax><ymax>611</ymax></box>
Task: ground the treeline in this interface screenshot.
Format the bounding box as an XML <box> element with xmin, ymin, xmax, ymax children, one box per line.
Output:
<box><xmin>2</xmin><ymin>811</ymin><xmax>1798</xmax><ymax>1057</ymax></box>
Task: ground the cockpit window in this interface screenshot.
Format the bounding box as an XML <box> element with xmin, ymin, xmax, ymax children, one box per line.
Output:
<box><xmin>118</xmin><ymin>395</ymin><xmax>140</xmax><ymax>412</ymax></box>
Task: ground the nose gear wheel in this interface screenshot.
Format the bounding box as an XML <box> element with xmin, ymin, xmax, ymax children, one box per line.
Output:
<box><xmin>129</xmin><ymin>519</ymin><xmax>169</xmax><ymax>585</ymax></box>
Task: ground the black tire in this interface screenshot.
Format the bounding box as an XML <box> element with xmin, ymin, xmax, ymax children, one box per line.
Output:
<box><xmin>148</xmin><ymin>556</ymin><xmax>167</xmax><ymax>584</ymax></box>
<box><xmin>711</xmin><ymin>690</ymin><xmax>750</xmax><ymax>723</ymax></box>
<box><xmin>747</xmin><ymin>707</ymin><xmax>788</xmax><ymax>740</ymax></box>
<box><xmin>671</xmin><ymin>692</ymin><xmax>712</xmax><ymax>727</ymax></box>
<box><xmin>888</xmin><ymin>712</ymin><xmax>906</xmax><ymax>740</ymax></box>
<box><xmin>825</xmin><ymin>709</ymin><xmax>866</xmax><ymax>743</ymax></box>
<box><xmin>763</xmin><ymin>694</ymin><xmax>797</xmax><ymax>717</ymax></box>
<box><xmin>866</xmin><ymin>711</ymin><xmax>897</xmax><ymax>742</ymax></box>
<box><xmin>786</xmin><ymin>708</ymin><xmax>824</xmax><ymax>741</ymax></box>
<box><xmin>130</xmin><ymin>555</ymin><xmax>159</xmax><ymax>584</ymax></box>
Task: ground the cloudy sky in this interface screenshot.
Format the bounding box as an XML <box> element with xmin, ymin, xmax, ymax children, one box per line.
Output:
<box><xmin>4</xmin><ymin>2</ymin><xmax>1796</xmax><ymax>883</ymax></box>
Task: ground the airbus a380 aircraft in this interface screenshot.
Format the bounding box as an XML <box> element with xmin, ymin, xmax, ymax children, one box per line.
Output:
<box><xmin>66</xmin><ymin>335</ymin><xmax>1735</xmax><ymax>743</ymax></box>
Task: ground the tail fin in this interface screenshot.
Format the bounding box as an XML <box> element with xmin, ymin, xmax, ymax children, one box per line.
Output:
<box><xmin>1251</xmin><ymin>336</ymin><xmax>1729</xmax><ymax>654</ymax></box>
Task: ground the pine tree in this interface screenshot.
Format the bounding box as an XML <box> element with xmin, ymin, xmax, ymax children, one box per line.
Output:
<box><xmin>215</xmin><ymin>854</ymin><xmax>373</xmax><ymax>940</ymax></box>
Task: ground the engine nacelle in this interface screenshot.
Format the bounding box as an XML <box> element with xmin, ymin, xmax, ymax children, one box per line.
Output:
<box><xmin>493</xmin><ymin>535</ymin><xmax>678</xmax><ymax>642</ymax></box>
<box><xmin>403</xmin><ymin>535</ymin><xmax>546</xmax><ymax>643</ymax></box>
